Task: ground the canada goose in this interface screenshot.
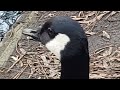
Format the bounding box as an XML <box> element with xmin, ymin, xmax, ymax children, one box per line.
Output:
<box><xmin>23</xmin><ymin>16</ymin><xmax>89</xmax><ymax>79</ymax></box>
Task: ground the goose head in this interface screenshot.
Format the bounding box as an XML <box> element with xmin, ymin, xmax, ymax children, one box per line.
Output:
<box><xmin>23</xmin><ymin>16</ymin><xmax>89</xmax><ymax>79</ymax></box>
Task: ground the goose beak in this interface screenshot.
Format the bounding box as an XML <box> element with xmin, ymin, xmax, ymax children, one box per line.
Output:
<box><xmin>22</xmin><ymin>26</ymin><xmax>42</xmax><ymax>41</ymax></box>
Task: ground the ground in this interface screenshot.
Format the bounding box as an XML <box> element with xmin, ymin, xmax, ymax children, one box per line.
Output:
<box><xmin>0</xmin><ymin>11</ymin><xmax>120</xmax><ymax>79</ymax></box>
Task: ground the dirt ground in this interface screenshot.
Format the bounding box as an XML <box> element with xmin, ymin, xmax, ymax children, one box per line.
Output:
<box><xmin>0</xmin><ymin>11</ymin><xmax>120</xmax><ymax>79</ymax></box>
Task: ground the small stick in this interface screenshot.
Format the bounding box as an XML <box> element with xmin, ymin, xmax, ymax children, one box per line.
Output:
<box><xmin>12</xmin><ymin>64</ymin><xmax>28</xmax><ymax>79</ymax></box>
<box><xmin>6</xmin><ymin>53</ymin><xmax>26</xmax><ymax>73</ymax></box>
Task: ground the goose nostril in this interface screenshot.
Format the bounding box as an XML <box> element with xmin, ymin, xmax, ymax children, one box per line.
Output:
<box><xmin>30</xmin><ymin>31</ymin><xmax>37</xmax><ymax>33</ymax></box>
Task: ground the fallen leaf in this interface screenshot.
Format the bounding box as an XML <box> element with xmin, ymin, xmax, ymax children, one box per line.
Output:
<box><xmin>102</xmin><ymin>31</ymin><xmax>110</xmax><ymax>39</ymax></box>
<box><xmin>110</xmin><ymin>57</ymin><xmax>120</xmax><ymax>61</ymax></box>
<box><xmin>19</xmin><ymin>48</ymin><xmax>26</xmax><ymax>55</ymax></box>
<box><xmin>90</xmin><ymin>74</ymin><xmax>104</xmax><ymax>79</ymax></box>
<box><xmin>96</xmin><ymin>13</ymin><xmax>106</xmax><ymax>20</ymax></box>
<box><xmin>45</xmin><ymin>13</ymin><xmax>55</xmax><ymax>18</ymax></box>
<box><xmin>78</xmin><ymin>18</ymin><xmax>96</xmax><ymax>24</ymax></box>
<box><xmin>26</xmin><ymin>52</ymin><xmax>37</xmax><ymax>55</ymax></box>
<box><xmin>49</xmin><ymin>69</ymin><xmax>57</xmax><ymax>77</ymax></box>
<box><xmin>41</xmin><ymin>55</ymin><xmax>49</xmax><ymax>66</ymax></box>
<box><xmin>85</xmin><ymin>31</ymin><xmax>96</xmax><ymax>36</ymax></box>
<box><xmin>38</xmin><ymin>77</ymin><xmax>41</xmax><ymax>79</ymax></box>
<box><xmin>34</xmin><ymin>11</ymin><xmax>39</xmax><ymax>15</ymax></box>
<box><xmin>95</xmin><ymin>48</ymin><xmax>105</xmax><ymax>55</ymax></box>
<box><xmin>71</xmin><ymin>16</ymin><xmax>85</xmax><ymax>21</ymax></box>
<box><xmin>11</xmin><ymin>56</ymin><xmax>18</xmax><ymax>61</ymax></box>
<box><xmin>103</xmin><ymin>47</ymin><xmax>112</xmax><ymax>57</ymax></box>
<box><xmin>96</xmin><ymin>55</ymin><xmax>104</xmax><ymax>60</ymax></box>
<box><xmin>19</xmin><ymin>61</ymin><xmax>23</xmax><ymax>67</ymax></box>
<box><xmin>108</xmin><ymin>47</ymin><xmax>113</xmax><ymax>55</ymax></box>
<box><xmin>118</xmin><ymin>47</ymin><xmax>120</xmax><ymax>51</ymax></box>
<box><xmin>78</xmin><ymin>11</ymin><xmax>84</xmax><ymax>17</ymax></box>
<box><xmin>105</xmin><ymin>11</ymin><xmax>117</xmax><ymax>20</ymax></box>
<box><xmin>86</xmin><ymin>11</ymin><xmax>96</xmax><ymax>17</ymax></box>
<box><xmin>102</xmin><ymin>59</ymin><xmax>108</xmax><ymax>68</ymax></box>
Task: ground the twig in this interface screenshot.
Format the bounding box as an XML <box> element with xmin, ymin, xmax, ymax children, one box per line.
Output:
<box><xmin>1</xmin><ymin>65</ymin><xmax>31</xmax><ymax>75</ymax></box>
<box><xmin>38</xmin><ymin>59</ymin><xmax>48</xmax><ymax>79</ymax></box>
<box><xmin>28</xmin><ymin>68</ymin><xmax>34</xmax><ymax>78</ymax></box>
<box><xmin>15</xmin><ymin>41</ymin><xmax>21</xmax><ymax>56</ymax></box>
<box><xmin>6</xmin><ymin>53</ymin><xmax>26</xmax><ymax>72</ymax></box>
<box><xmin>78</xmin><ymin>11</ymin><xmax>84</xmax><ymax>17</ymax></box>
<box><xmin>12</xmin><ymin>64</ymin><xmax>28</xmax><ymax>79</ymax></box>
<box><xmin>105</xmin><ymin>11</ymin><xmax>117</xmax><ymax>20</ymax></box>
<box><xmin>90</xmin><ymin>44</ymin><xmax>114</xmax><ymax>57</ymax></box>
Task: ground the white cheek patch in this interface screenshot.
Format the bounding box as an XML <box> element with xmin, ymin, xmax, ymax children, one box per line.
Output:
<box><xmin>45</xmin><ymin>33</ymin><xmax>70</xmax><ymax>60</ymax></box>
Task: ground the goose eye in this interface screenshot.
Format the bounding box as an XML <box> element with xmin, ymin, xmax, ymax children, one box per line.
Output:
<box><xmin>47</xmin><ymin>28</ymin><xmax>53</xmax><ymax>35</ymax></box>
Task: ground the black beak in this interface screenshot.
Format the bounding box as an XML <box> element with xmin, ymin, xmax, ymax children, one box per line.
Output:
<box><xmin>22</xmin><ymin>26</ymin><xmax>41</xmax><ymax>41</ymax></box>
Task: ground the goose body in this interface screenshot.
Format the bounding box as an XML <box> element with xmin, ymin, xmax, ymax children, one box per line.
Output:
<box><xmin>23</xmin><ymin>16</ymin><xmax>89</xmax><ymax>79</ymax></box>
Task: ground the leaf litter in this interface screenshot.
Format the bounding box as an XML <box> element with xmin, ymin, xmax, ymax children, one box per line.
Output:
<box><xmin>90</xmin><ymin>45</ymin><xmax>120</xmax><ymax>79</ymax></box>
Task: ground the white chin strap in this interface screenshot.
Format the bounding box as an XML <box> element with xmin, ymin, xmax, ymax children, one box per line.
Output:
<box><xmin>45</xmin><ymin>33</ymin><xmax>70</xmax><ymax>60</ymax></box>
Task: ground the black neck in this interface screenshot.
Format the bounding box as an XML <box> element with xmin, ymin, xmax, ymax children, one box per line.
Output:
<box><xmin>60</xmin><ymin>38</ymin><xmax>89</xmax><ymax>79</ymax></box>
<box><xmin>60</xmin><ymin>52</ymin><xmax>89</xmax><ymax>79</ymax></box>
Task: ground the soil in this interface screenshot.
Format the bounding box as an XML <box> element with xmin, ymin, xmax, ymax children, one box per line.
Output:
<box><xmin>0</xmin><ymin>11</ymin><xmax>120</xmax><ymax>79</ymax></box>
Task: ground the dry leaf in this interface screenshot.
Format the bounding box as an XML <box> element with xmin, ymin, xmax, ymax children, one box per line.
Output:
<box><xmin>99</xmin><ymin>73</ymin><xmax>107</xmax><ymax>77</ymax></box>
<box><xmin>109</xmin><ymin>11</ymin><xmax>116</xmax><ymax>16</ymax></box>
<box><xmin>41</xmin><ymin>55</ymin><xmax>49</xmax><ymax>66</ymax></box>
<box><xmin>103</xmin><ymin>11</ymin><xmax>111</xmax><ymax>14</ymax></box>
<box><xmin>110</xmin><ymin>57</ymin><xmax>120</xmax><ymax>61</ymax></box>
<box><xmin>85</xmin><ymin>31</ymin><xmax>96</xmax><ymax>36</ymax></box>
<box><xmin>78</xmin><ymin>20</ymin><xmax>90</xmax><ymax>24</ymax></box>
<box><xmin>26</xmin><ymin>52</ymin><xmax>37</xmax><ymax>55</ymax></box>
<box><xmin>38</xmin><ymin>76</ymin><xmax>41</xmax><ymax>79</ymax></box>
<box><xmin>45</xmin><ymin>13</ymin><xmax>55</xmax><ymax>18</ymax></box>
<box><xmin>34</xmin><ymin>11</ymin><xmax>39</xmax><ymax>15</ymax></box>
<box><xmin>112</xmin><ymin>74</ymin><xmax>120</xmax><ymax>77</ymax></box>
<box><xmin>108</xmin><ymin>47</ymin><xmax>113</xmax><ymax>55</ymax></box>
<box><xmin>96</xmin><ymin>14</ymin><xmax>106</xmax><ymax>20</ymax></box>
<box><xmin>78</xmin><ymin>11</ymin><xmax>84</xmax><ymax>17</ymax></box>
<box><xmin>11</xmin><ymin>56</ymin><xmax>18</xmax><ymax>61</ymax></box>
<box><xmin>19</xmin><ymin>61</ymin><xmax>23</xmax><ymax>67</ymax></box>
<box><xmin>86</xmin><ymin>11</ymin><xmax>96</xmax><ymax>17</ymax></box>
<box><xmin>19</xmin><ymin>48</ymin><xmax>26</xmax><ymax>55</ymax></box>
<box><xmin>95</xmin><ymin>48</ymin><xmax>105</xmax><ymax>55</ymax></box>
<box><xmin>118</xmin><ymin>47</ymin><xmax>120</xmax><ymax>51</ymax></box>
<box><xmin>102</xmin><ymin>59</ymin><xmax>108</xmax><ymax>68</ymax></box>
<box><xmin>90</xmin><ymin>74</ymin><xmax>104</xmax><ymax>79</ymax></box>
<box><xmin>28</xmin><ymin>68</ymin><xmax>34</xmax><ymax>78</ymax></box>
<box><xmin>71</xmin><ymin>16</ymin><xmax>85</xmax><ymax>21</ymax></box>
<box><xmin>27</xmin><ymin>59</ymin><xmax>33</xmax><ymax>67</ymax></box>
<box><xmin>105</xmin><ymin>11</ymin><xmax>117</xmax><ymax>20</ymax></box>
<box><xmin>96</xmin><ymin>55</ymin><xmax>104</xmax><ymax>60</ymax></box>
<box><xmin>102</xmin><ymin>47</ymin><xmax>112</xmax><ymax>57</ymax></box>
<box><xmin>53</xmin><ymin>59</ymin><xmax>60</xmax><ymax>64</ymax></box>
<box><xmin>78</xmin><ymin>18</ymin><xmax>96</xmax><ymax>24</ymax></box>
<box><xmin>102</xmin><ymin>31</ymin><xmax>110</xmax><ymax>39</ymax></box>
<box><xmin>49</xmin><ymin>69</ymin><xmax>57</xmax><ymax>77</ymax></box>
